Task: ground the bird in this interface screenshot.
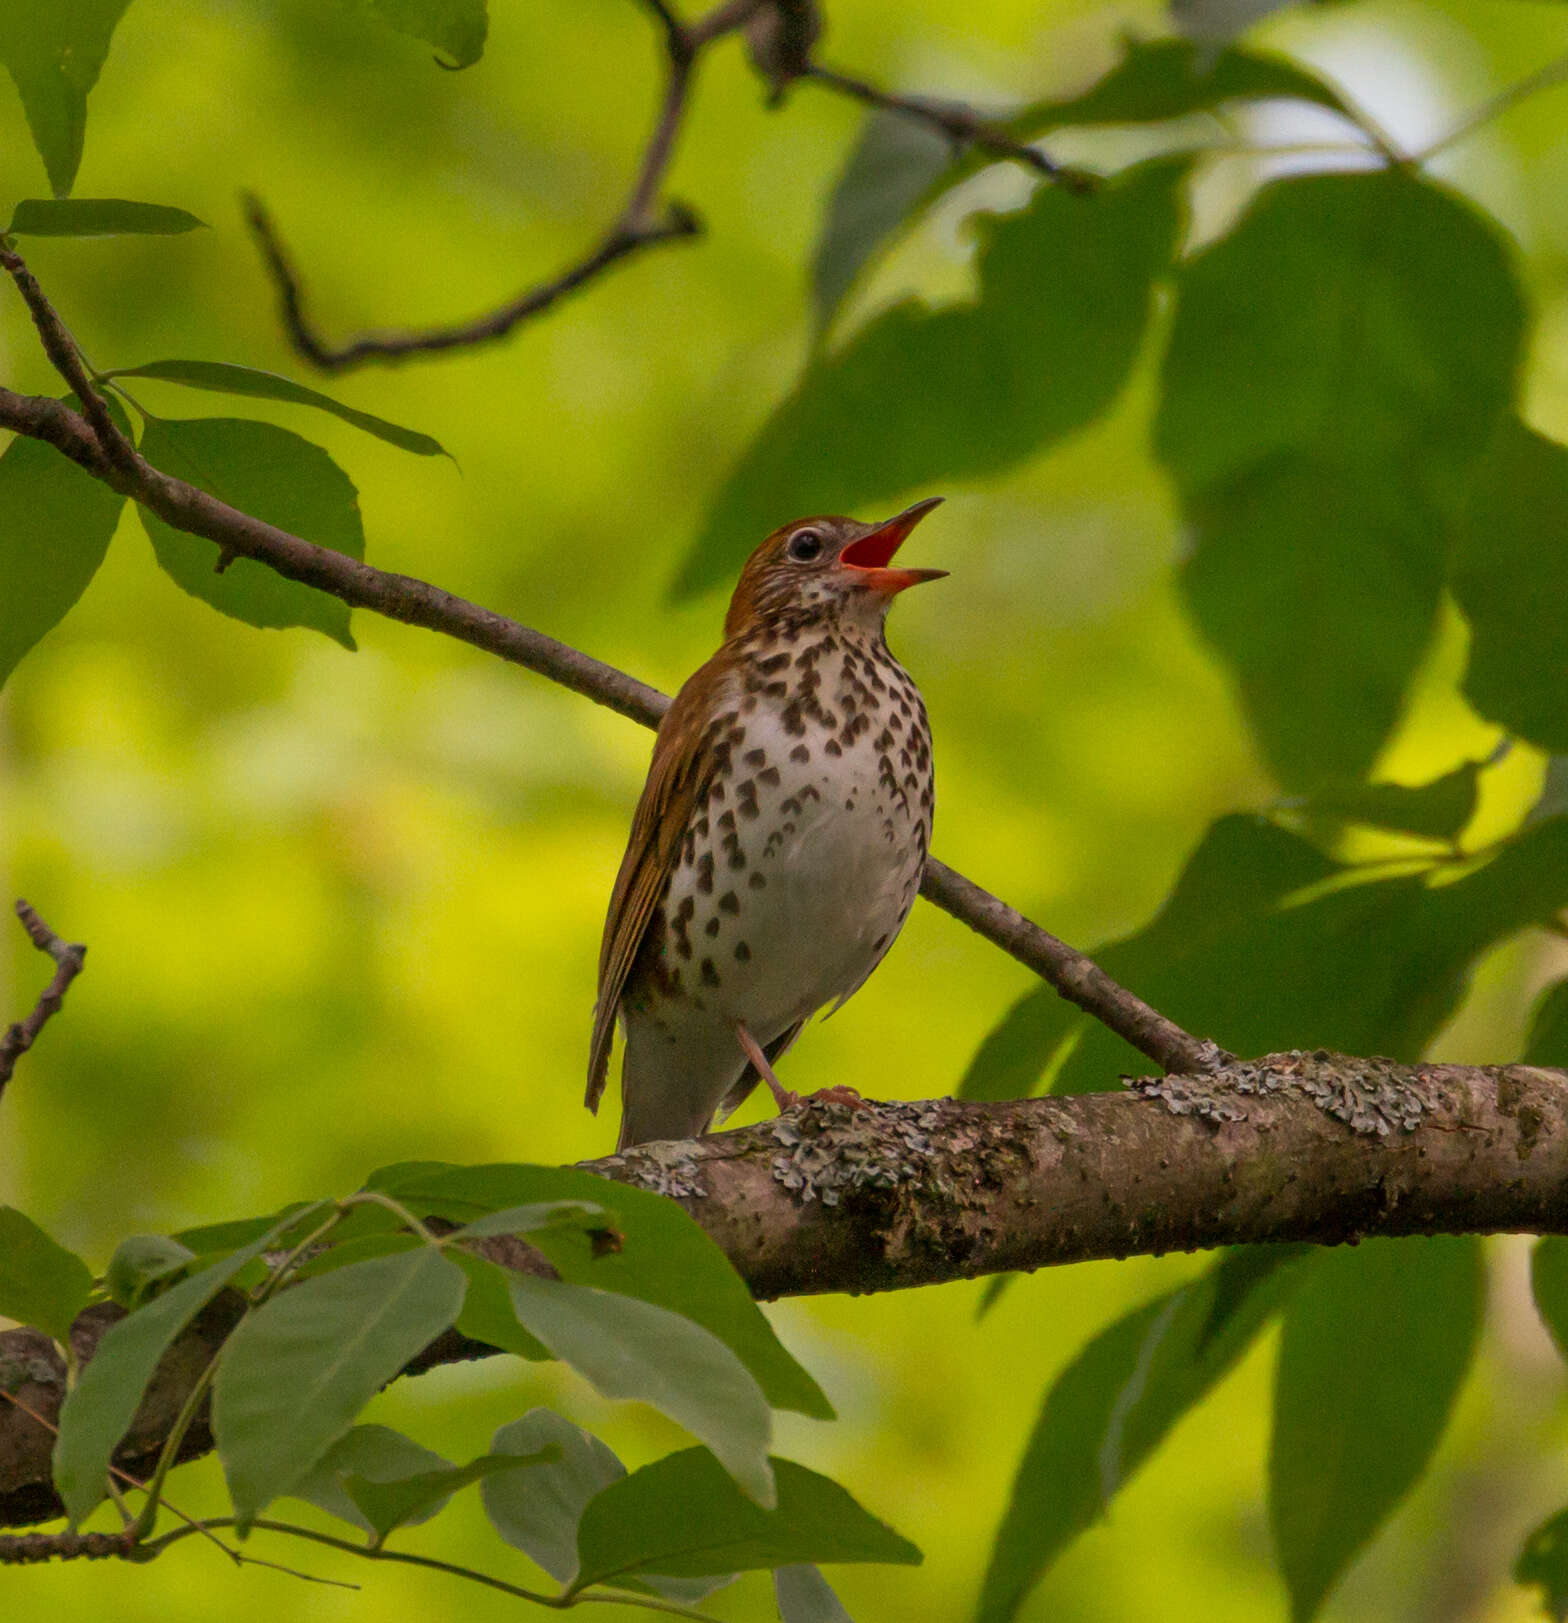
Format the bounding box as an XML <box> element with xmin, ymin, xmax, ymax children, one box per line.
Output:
<box><xmin>588</xmin><ymin>498</ymin><xmax>946</xmax><ymax>1149</ymax></box>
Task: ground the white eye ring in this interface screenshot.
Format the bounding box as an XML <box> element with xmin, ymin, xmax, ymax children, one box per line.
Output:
<box><xmin>787</xmin><ymin>529</ymin><xmax>824</xmax><ymax>562</ymax></box>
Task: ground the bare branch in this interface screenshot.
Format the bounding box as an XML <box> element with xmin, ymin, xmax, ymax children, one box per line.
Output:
<box><xmin>0</xmin><ymin>902</ymin><xmax>87</xmax><ymax>1099</ymax></box>
<box><xmin>245</xmin><ymin>0</ymin><xmax>756</xmax><ymax>372</ymax></box>
<box><xmin>2</xmin><ymin>1052</ymin><xmax>1564</xmax><ymax>1526</ymax></box>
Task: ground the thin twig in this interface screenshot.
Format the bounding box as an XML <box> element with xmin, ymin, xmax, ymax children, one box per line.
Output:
<box><xmin>1417</xmin><ymin>48</ymin><xmax>1568</xmax><ymax>165</ymax></box>
<box><xmin>804</xmin><ymin>63</ymin><xmax>1094</xmax><ymax>192</ymax></box>
<box><xmin>0</xmin><ymin>901</ymin><xmax>87</xmax><ymax>1098</ymax></box>
<box><xmin>244</xmin><ymin>0</ymin><xmax>751</xmax><ymax>372</ymax></box>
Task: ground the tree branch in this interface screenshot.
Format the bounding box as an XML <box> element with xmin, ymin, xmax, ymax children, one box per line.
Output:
<box><xmin>0</xmin><ymin>902</ymin><xmax>87</xmax><ymax>1100</ymax></box>
<box><xmin>2</xmin><ymin>1052</ymin><xmax>1564</xmax><ymax>1526</ymax></box>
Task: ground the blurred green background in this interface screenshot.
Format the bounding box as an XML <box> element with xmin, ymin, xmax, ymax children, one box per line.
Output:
<box><xmin>5</xmin><ymin>0</ymin><xmax>1568</xmax><ymax>1617</ymax></box>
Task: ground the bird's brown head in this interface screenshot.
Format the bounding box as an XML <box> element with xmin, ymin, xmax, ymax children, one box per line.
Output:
<box><xmin>723</xmin><ymin>498</ymin><xmax>947</xmax><ymax>639</ymax></box>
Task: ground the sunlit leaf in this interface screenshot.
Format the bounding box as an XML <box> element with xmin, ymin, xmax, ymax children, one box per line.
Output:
<box><xmin>508</xmin><ymin>1273</ymin><xmax>775</xmax><ymax>1508</ymax></box>
<box><xmin>1270</xmin><ymin>1236</ymin><xmax>1484</xmax><ymax>1623</ymax></box>
<box><xmin>977</xmin><ymin>1247</ymin><xmax>1305</xmax><ymax>1622</ymax></box>
<box><xmin>681</xmin><ymin>157</ymin><xmax>1186</xmax><ymax>598</ymax></box>
<box><xmin>0</xmin><ymin>1207</ymin><xmax>94</xmax><ymax>1344</ymax></box>
<box><xmin>1156</xmin><ymin>170</ymin><xmax>1524</xmax><ymax>788</ymax></box>
<box><xmin>7</xmin><ymin>198</ymin><xmax>204</xmax><ymax>235</ymax></box>
<box><xmin>0</xmin><ymin>395</ymin><xmax>128</xmax><ymax>690</ymax></box>
<box><xmin>53</xmin><ymin>1208</ymin><xmax>321</xmax><ymax>1526</ymax></box>
<box><xmin>135</xmin><ymin>416</ymin><xmax>365</xmax><ymax>646</ymax></box>
<box><xmin>1451</xmin><ymin>421</ymin><xmax>1568</xmax><ymax>752</ymax></box>
<box><xmin>213</xmin><ymin>1245</ymin><xmax>466</xmax><ymax>1528</ymax></box>
<box><xmin>573</xmin><ymin>1450</ymin><xmax>921</xmax><ymax>1590</ymax></box>
<box><xmin>0</xmin><ymin>0</ymin><xmax>133</xmax><ymax>196</ymax></box>
<box><xmin>371</xmin><ymin>1162</ymin><xmax>833</xmax><ymax>1419</ymax></box>
<box><xmin>107</xmin><ymin>360</ymin><xmax>448</xmax><ymax>457</ymax></box>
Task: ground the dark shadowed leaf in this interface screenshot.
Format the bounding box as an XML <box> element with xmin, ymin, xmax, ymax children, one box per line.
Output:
<box><xmin>507</xmin><ymin>1273</ymin><xmax>775</xmax><ymax>1508</ymax></box>
<box><xmin>776</xmin><ymin>1563</ymin><xmax>856</xmax><ymax>1621</ymax></box>
<box><xmin>812</xmin><ymin>40</ymin><xmax>1347</xmax><ymax>336</ymax></box>
<box><xmin>8</xmin><ymin>198</ymin><xmax>205</xmax><ymax>235</ymax></box>
<box><xmin>1517</xmin><ymin>1507</ymin><xmax>1568</xmax><ymax>1623</ymax></box>
<box><xmin>680</xmin><ymin>158</ymin><xmax>1186</xmax><ymax>598</ymax></box>
<box><xmin>366</xmin><ymin>0</ymin><xmax>487</xmax><ymax>67</ymax></box>
<box><xmin>213</xmin><ymin>1245</ymin><xmax>466</xmax><ymax>1528</ymax></box>
<box><xmin>1451</xmin><ymin>421</ymin><xmax>1568</xmax><ymax>752</ymax></box>
<box><xmin>0</xmin><ymin>395</ymin><xmax>127</xmax><ymax>690</ymax></box>
<box><xmin>371</xmin><ymin>1161</ymin><xmax>832</xmax><ymax>1418</ymax></box>
<box><xmin>1525</xmin><ymin>978</ymin><xmax>1568</xmax><ymax>1065</ymax></box>
<box><xmin>0</xmin><ymin>0</ymin><xmax>133</xmax><ymax>196</ymax></box>
<box><xmin>957</xmin><ymin>982</ymin><xmax>1084</xmax><ymax>1101</ymax></box>
<box><xmin>573</xmin><ymin>1450</ymin><xmax>920</xmax><ymax>1590</ymax></box>
<box><xmin>53</xmin><ymin>1208</ymin><xmax>322</xmax><ymax>1526</ymax></box>
<box><xmin>107</xmin><ymin>360</ymin><xmax>448</xmax><ymax>457</ymax></box>
<box><xmin>1532</xmin><ymin>1239</ymin><xmax>1568</xmax><ymax>1365</ymax></box>
<box><xmin>1156</xmin><ymin>170</ymin><xmax>1524</xmax><ymax>788</ymax></box>
<box><xmin>1270</xmin><ymin>1237</ymin><xmax>1484</xmax><ymax>1623</ymax></box>
<box><xmin>976</xmin><ymin>1247</ymin><xmax>1305</xmax><ymax>1623</ymax></box>
<box><xmin>135</xmin><ymin>416</ymin><xmax>365</xmax><ymax>645</ymax></box>
<box><xmin>0</xmin><ymin>1207</ymin><xmax>94</xmax><ymax>1344</ymax></box>
<box><xmin>1302</xmin><ymin>761</ymin><xmax>1481</xmax><ymax>841</ymax></box>
<box><xmin>103</xmin><ymin>1234</ymin><xmax>195</xmax><ymax>1309</ymax></box>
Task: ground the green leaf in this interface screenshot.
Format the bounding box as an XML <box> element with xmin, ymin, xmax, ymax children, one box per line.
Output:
<box><xmin>573</xmin><ymin>1450</ymin><xmax>921</xmax><ymax>1590</ymax></box>
<box><xmin>287</xmin><ymin>1423</ymin><xmax>450</xmax><ymax>1533</ymax></box>
<box><xmin>53</xmin><ymin>1209</ymin><xmax>320</xmax><ymax>1526</ymax></box>
<box><xmin>0</xmin><ymin>0</ymin><xmax>133</xmax><ymax>196</ymax></box>
<box><xmin>371</xmin><ymin>1162</ymin><xmax>832</xmax><ymax>1419</ymax></box>
<box><xmin>212</xmin><ymin>1245</ymin><xmax>466</xmax><ymax>1528</ymax></box>
<box><xmin>956</xmin><ymin>984</ymin><xmax>1084</xmax><ymax>1101</ymax></box>
<box><xmin>1301</xmin><ymin>761</ymin><xmax>1481</xmax><ymax>841</ymax></box>
<box><xmin>449</xmin><ymin>1252</ymin><xmax>549</xmax><ymax>1360</ymax></box>
<box><xmin>364</xmin><ymin>0</ymin><xmax>487</xmax><ymax>68</ymax></box>
<box><xmin>103</xmin><ymin>1234</ymin><xmax>196</xmax><ymax>1309</ymax></box>
<box><xmin>1517</xmin><ymin>1507</ymin><xmax>1568</xmax><ymax>1623</ymax></box>
<box><xmin>1451</xmin><ymin>421</ymin><xmax>1568</xmax><ymax>752</ymax></box>
<box><xmin>976</xmin><ymin>1246</ymin><xmax>1304</xmax><ymax>1622</ymax></box>
<box><xmin>679</xmin><ymin>157</ymin><xmax>1186</xmax><ymax>598</ymax></box>
<box><xmin>1532</xmin><ymin>1238</ymin><xmax>1568</xmax><ymax>1365</ymax></box>
<box><xmin>811</xmin><ymin>40</ymin><xmax>1347</xmax><ymax>336</ymax></box>
<box><xmin>344</xmin><ymin>1450</ymin><xmax>553</xmax><ymax>1547</ymax></box>
<box><xmin>106</xmin><ymin>360</ymin><xmax>448</xmax><ymax>458</ymax></box>
<box><xmin>134</xmin><ymin>417</ymin><xmax>365</xmax><ymax>646</ymax></box>
<box><xmin>455</xmin><ymin>1200</ymin><xmax>607</xmax><ymax>1239</ymax></box>
<box><xmin>7</xmin><ymin>198</ymin><xmax>205</xmax><ymax>236</ymax></box>
<box><xmin>776</xmin><ymin>1564</ymin><xmax>855</xmax><ymax>1621</ymax></box>
<box><xmin>0</xmin><ymin>1207</ymin><xmax>94</xmax><ymax>1344</ymax></box>
<box><xmin>1525</xmin><ymin>978</ymin><xmax>1568</xmax><ymax>1066</ymax></box>
<box><xmin>171</xmin><ymin>1205</ymin><xmax>316</xmax><ymax>1255</ymax></box>
<box><xmin>508</xmin><ymin>1273</ymin><xmax>775</xmax><ymax>1508</ymax></box>
<box><xmin>1155</xmin><ymin>170</ymin><xmax>1524</xmax><ymax>788</ymax></box>
<box><xmin>1269</xmin><ymin>1236</ymin><xmax>1484</xmax><ymax>1623</ymax></box>
<box><xmin>0</xmin><ymin>395</ymin><xmax>128</xmax><ymax>690</ymax></box>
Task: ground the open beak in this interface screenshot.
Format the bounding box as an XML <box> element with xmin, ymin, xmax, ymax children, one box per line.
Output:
<box><xmin>838</xmin><ymin>496</ymin><xmax>948</xmax><ymax>594</ymax></box>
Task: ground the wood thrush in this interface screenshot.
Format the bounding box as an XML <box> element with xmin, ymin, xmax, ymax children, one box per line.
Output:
<box><xmin>588</xmin><ymin>499</ymin><xmax>946</xmax><ymax>1148</ymax></box>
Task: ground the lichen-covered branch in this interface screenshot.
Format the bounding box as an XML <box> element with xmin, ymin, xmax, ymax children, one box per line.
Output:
<box><xmin>3</xmin><ymin>1052</ymin><xmax>1565</xmax><ymax>1527</ymax></box>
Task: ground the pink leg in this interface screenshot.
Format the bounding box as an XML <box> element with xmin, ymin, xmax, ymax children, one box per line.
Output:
<box><xmin>734</xmin><ymin>1023</ymin><xmax>868</xmax><ymax>1116</ymax></box>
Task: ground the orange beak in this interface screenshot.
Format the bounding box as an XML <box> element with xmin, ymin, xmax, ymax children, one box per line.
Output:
<box><xmin>838</xmin><ymin>496</ymin><xmax>948</xmax><ymax>594</ymax></box>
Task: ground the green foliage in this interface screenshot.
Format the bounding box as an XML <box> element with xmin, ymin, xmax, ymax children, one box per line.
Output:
<box><xmin>107</xmin><ymin>360</ymin><xmax>449</xmax><ymax>457</ymax></box>
<box><xmin>1269</xmin><ymin>1237</ymin><xmax>1484</xmax><ymax>1623</ymax></box>
<box><xmin>0</xmin><ymin>0</ymin><xmax>133</xmax><ymax>196</ymax></box>
<box><xmin>0</xmin><ymin>1207</ymin><xmax>94</xmax><ymax>1344</ymax></box>
<box><xmin>681</xmin><ymin>157</ymin><xmax>1186</xmax><ymax>596</ymax></box>
<box><xmin>1531</xmin><ymin>1237</ymin><xmax>1568</xmax><ymax>1362</ymax></box>
<box><xmin>362</xmin><ymin>0</ymin><xmax>488</xmax><ymax>68</ymax></box>
<box><xmin>1155</xmin><ymin>171</ymin><xmax>1524</xmax><ymax>788</ymax></box>
<box><xmin>571</xmin><ymin>1450</ymin><xmax>921</xmax><ymax>1590</ymax></box>
<box><xmin>6</xmin><ymin>198</ymin><xmax>206</xmax><ymax>236</ymax></box>
<box><xmin>134</xmin><ymin>416</ymin><xmax>366</xmax><ymax>646</ymax></box>
<box><xmin>0</xmin><ymin>396</ymin><xmax>127</xmax><ymax>691</ymax></box>
<box><xmin>102</xmin><ymin>1233</ymin><xmax>196</xmax><ymax>1308</ymax></box>
<box><xmin>1300</xmin><ymin>762</ymin><xmax>1482</xmax><ymax>842</ymax></box>
<box><xmin>1518</xmin><ymin>1508</ymin><xmax>1568</xmax><ymax>1623</ymax></box>
<box><xmin>371</xmin><ymin>1161</ymin><xmax>834</xmax><ymax>1417</ymax></box>
<box><xmin>977</xmin><ymin>1247</ymin><xmax>1307</xmax><ymax>1623</ymax></box>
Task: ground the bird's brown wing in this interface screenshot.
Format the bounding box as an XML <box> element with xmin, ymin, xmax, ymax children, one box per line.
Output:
<box><xmin>586</xmin><ymin>659</ymin><xmax>729</xmax><ymax>1111</ymax></box>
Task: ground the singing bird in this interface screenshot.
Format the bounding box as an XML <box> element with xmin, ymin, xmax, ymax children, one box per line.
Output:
<box><xmin>588</xmin><ymin>499</ymin><xmax>946</xmax><ymax>1148</ymax></box>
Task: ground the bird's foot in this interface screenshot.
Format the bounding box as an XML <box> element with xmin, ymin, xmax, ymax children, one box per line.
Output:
<box><xmin>804</xmin><ymin>1084</ymin><xmax>870</xmax><ymax>1112</ymax></box>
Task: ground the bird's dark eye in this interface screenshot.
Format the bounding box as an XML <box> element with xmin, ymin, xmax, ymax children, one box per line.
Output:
<box><xmin>787</xmin><ymin>528</ymin><xmax>823</xmax><ymax>562</ymax></box>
